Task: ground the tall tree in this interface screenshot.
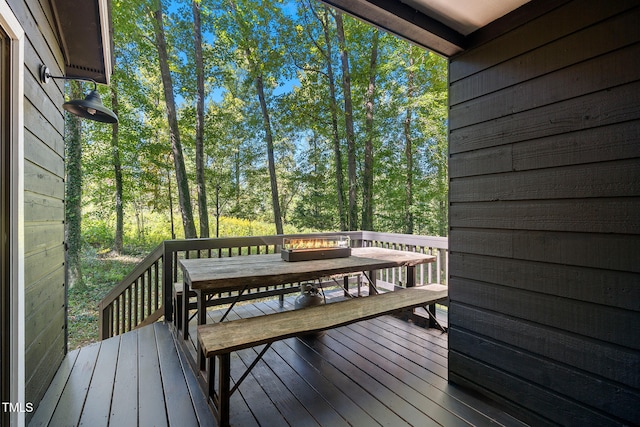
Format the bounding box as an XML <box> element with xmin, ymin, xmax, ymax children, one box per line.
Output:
<box><xmin>111</xmin><ymin>84</ymin><xmax>124</xmax><ymax>252</ymax></box>
<box><xmin>152</xmin><ymin>0</ymin><xmax>197</xmax><ymax>238</ymax></box>
<box><xmin>334</xmin><ymin>11</ymin><xmax>358</xmax><ymax>230</ymax></box>
<box><xmin>192</xmin><ymin>0</ymin><xmax>210</xmax><ymax>237</ymax></box>
<box><xmin>318</xmin><ymin>4</ymin><xmax>346</xmax><ymax>231</ymax></box>
<box><xmin>361</xmin><ymin>29</ymin><xmax>378</xmax><ymax>231</ymax></box>
<box><xmin>226</xmin><ymin>0</ymin><xmax>285</xmax><ymax>234</ymax></box>
<box><xmin>66</xmin><ymin>81</ymin><xmax>84</xmax><ymax>288</ymax></box>
<box><xmin>404</xmin><ymin>47</ymin><xmax>415</xmax><ymax>234</ymax></box>
<box><xmin>254</xmin><ymin>71</ymin><xmax>284</xmax><ymax>234</ymax></box>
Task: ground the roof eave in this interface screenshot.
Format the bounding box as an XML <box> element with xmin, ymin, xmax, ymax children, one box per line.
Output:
<box><xmin>50</xmin><ymin>0</ymin><xmax>113</xmax><ymax>85</ymax></box>
<box><xmin>322</xmin><ymin>0</ymin><xmax>466</xmax><ymax>56</ymax></box>
<box><xmin>321</xmin><ymin>0</ymin><xmax>570</xmax><ymax>58</ymax></box>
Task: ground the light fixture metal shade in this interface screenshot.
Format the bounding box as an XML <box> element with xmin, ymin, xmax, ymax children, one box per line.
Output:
<box><xmin>63</xmin><ymin>90</ymin><xmax>118</xmax><ymax>123</ymax></box>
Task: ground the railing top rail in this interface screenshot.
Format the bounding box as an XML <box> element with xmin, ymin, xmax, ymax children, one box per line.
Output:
<box><xmin>98</xmin><ymin>243</ymin><xmax>164</xmax><ymax>310</ymax></box>
<box><xmin>360</xmin><ymin>231</ymin><xmax>448</xmax><ymax>249</ymax></box>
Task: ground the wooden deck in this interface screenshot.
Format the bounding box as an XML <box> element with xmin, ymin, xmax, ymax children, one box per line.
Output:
<box><xmin>30</xmin><ymin>292</ymin><xmax>527</xmax><ymax>426</ymax></box>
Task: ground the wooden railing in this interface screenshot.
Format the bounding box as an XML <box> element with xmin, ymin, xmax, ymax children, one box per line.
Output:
<box><xmin>359</xmin><ymin>231</ymin><xmax>448</xmax><ymax>288</ymax></box>
<box><xmin>98</xmin><ymin>243</ymin><xmax>165</xmax><ymax>339</ymax></box>
<box><xmin>98</xmin><ymin>231</ymin><xmax>448</xmax><ymax>340</ymax></box>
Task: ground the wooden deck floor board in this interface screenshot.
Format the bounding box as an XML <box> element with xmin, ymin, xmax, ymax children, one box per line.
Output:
<box><xmin>315</xmin><ymin>330</ymin><xmax>462</xmax><ymax>426</ymax></box>
<box><xmin>254</xmin><ymin>300</ymin><xmax>417</xmax><ymax>426</ymax></box>
<box><xmin>154</xmin><ymin>323</ymin><xmax>200</xmax><ymax>427</ymax></box>
<box><xmin>109</xmin><ymin>327</ymin><xmax>138</xmax><ymax>427</ymax></box>
<box><xmin>171</xmin><ymin>327</ymin><xmax>217</xmax><ymax>427</ymax></box>
<box><xmin>263</xmin><ymin>297</ymin><xmax>509</xmax><ymax>427</ymax></box>
<box><xmin>259</xmin><ymin>293</ymin><xmax>468</xmax><ymax>426</ymax></box>
<box><xmin>257</xmin><ymin>302</ymin><xmax>430</xmax><ymax>426</ymax></box>
<box><xmin>349</xmin><ymin>318</ymin><xmax>528</xmax><ymax>427</ymax></box>
<box><xmin>267</xmin><ymin>338</ymin><xmax>382</xmax><ymax>427</ymax></box>
<box><xmin>369</xmin><ymin>315</ymin><xmax>449</xmax><ymax>358</ymax></box>
<box><xmin>28</xmin><ymin>350</ymin><xmax>79</xmax><ymax>427</ymax></box>
<box><xmin>137</xmin><ymin>323</ymin><xmax>168</xmax><ymax>427</ymax></box>
<box><xmin>235</xmin><ymin>347</ymin><xmax>323</xmax><ymax>427</ymax></box>
<box><xmin>335</xmin><ymin>324</ymin><xmax>503</xmax><ymax>426</ymax></box>
<box><xmin>48</xmin><ymin>343</ymin><xmax>100</xmax><ymax>427</ymax></box>
<box><xmin>228</xmin><ymin>304</ymin><xmax>323</xmax><ymax>427</ymax></box>
<box><xmin>78</xmin><ymin>334</ymin><xmax>120</xmax><ymax>427</ymax></box>
<box><xmin>347</xmin><ymin>320</ymin><xmax>449</xmax><ymax>380</ymax></box>
<box><xmin>31</xmin><ymin>292</ymin><xmax>528</xmax><ymax>427</ymax></box>
<box><xmin>231</xmin><ymin>350</ymin><xmax>290</xmax><ymax>427</ymax></box>
<box><xmin>233</xmin><ymin>304</ymin><xmax>350</xmax><ymax>427</ymax></box>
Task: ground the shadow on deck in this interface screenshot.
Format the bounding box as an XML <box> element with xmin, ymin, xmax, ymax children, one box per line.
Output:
<box><xmin>30</xmin><ymin>292</ymin><xmax>527</xmax><ymax>426</ymax></box>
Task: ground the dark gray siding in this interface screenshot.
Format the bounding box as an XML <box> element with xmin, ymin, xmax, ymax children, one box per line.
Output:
<box><xmin>9</xmin><ymin>0</ymin><xmax>67</xmax><ymax>412</ymax></box>
<box><xmin>448</xmin><ymin>1</ymin><xmax>640</xmax><ymax>425</ymax></box>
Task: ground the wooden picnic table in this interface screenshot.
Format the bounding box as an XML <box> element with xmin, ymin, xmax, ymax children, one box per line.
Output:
<box><xmin>179</xmin><ymin>247</ymin><xmax>441</xmax><ymax>427</ymax></box>
<box><xmin>178</xmin><ymin>247</ymin><xmax>436</xmax><ymax>339</ymax></box>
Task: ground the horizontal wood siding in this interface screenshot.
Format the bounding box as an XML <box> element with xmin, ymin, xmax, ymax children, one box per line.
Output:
<box><xmin>11</xmin><ymin>0</ymin><xmax>67</xmax><ymax>417</ymax></box>
<box><xmin>447</xmin><ymin>1</ymin><xmax>640</xmax><ymax>425</ymax></box>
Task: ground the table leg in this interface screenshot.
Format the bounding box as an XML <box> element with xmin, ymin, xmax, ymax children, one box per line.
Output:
<box><xmin>428</xmin><ymin>302</ymin><xmax>438</xmax><ymax>329</ymax></box>
<box><xmin>406</xmin><ymin>266</ymin><xmax>416</xmax><ymax>318</ymax></box>
<box><xmin>217</xmin><ymin>353</ymin><xmax>231</xmax><ymax>427</ymax></box>
<box><xmin>197</xmin><ymin>289</ymin><xmax>206</xmax><ymax>325</ymax></box>
<box><xmin>197</xmin><ymin>289</ymin><xmax>207</xmax><ymax>370</ymax></box>
<box><xmin>182</xmin><ymin>281</ymin><xmax>189</xmax><ymax>340</ymax></box>
<box><xmin>343</xmin><ymin>276</ymin><xmax>349</xmax><ymax>297</ymax></box>
<box><xmin>406</xmin><ymin>265</ymin><xmax>416</xmax><ymax>288</ymax></box>
<box><xmin>368</xmin><ymin>270</ymin><xmax>377</xmax><ymax>295</ymax></box>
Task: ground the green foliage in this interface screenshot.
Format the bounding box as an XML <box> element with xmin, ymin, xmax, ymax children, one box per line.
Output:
<box><xmin>83</xmin><ymin>0</ymin><xmax>449</xmax><ymax>247</ymax></box>
<box><xmin>71</xmin><ymin>0</ymin><xmax>451</xmax><ymax>353</ymax></box>
<box><xmin>67</xmin><ymin>246</ymin><xmax>142</xmax><ymax>349</ymax></box>
<box><xmin>84</xmin><ymin>210</ymin><xmax>317</xmax><ymax>250</ymax></box>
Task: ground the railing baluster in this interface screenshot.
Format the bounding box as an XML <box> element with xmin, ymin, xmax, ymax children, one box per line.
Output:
<box><xmin>129</xmin><ymin>283</ymin><xmax>133</xmax><ymax>332</ymax></box>
<box><xmin>154</xmin><ymin>267</ymin><xmax>160</xmax><ymax>312</ymax></box>
<box><xmin>120</xmin><ymin>294</ymin><xmax>126</xmax><ymax>334</ymax></box>
<box><xmin>114</xmin><ymin>299</ymin><xmax>119</xmax><ymax>335</ymax></box>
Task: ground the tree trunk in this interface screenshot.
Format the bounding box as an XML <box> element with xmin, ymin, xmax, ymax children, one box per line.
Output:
<box><xmin>192</xmin><ymin>0</ymin><xmax>209</xmax><ymax>238</ymax></box>
<box><xmin>111</xmin><ymin>85</ymin><xmax>124</xmax><ymax>252</ymax></box>
<box><xmin>228</xmin><ymin>0</ymin><xmax>283</xmax><ymax>234</ymax></box>
<box><xmin>255</xmin><ymin>72</ymin><xmax>284</xmax><ymax>234</ymax></box>
<box><xmin>152</xmin><ymin>0</ymin><xmax>197</xmax><ymax>239</ymax></box>
<box><xmin>65</xmin><ymin>81</ymin><xmax>84</xmax><ymax>288</ymax></box>
<box><xmin>215</xmin><ymin>184</ymin><xmax>221</xmax><ymax>238</ymax></box>
<box><xmin>334</xmin><ymin>11</ymin><xmax>357</xmax><ymax>230</ymax></box>
<box><xmin>167</xmin><ymin>164</ymin><xmax>176</xmax><ymax>240</ymax></box>
<box><xmin>234</xmin><ymin>151</ymin><xmax>240</xmax><ymax>211</ymax></box>
<box><xmin>320</xmin><ymin>5</ymin><xmax>346</xmax><ymax>231</ymax></box>
<box><xmin>404</xmin><ymin>51</ymin><xmax>415</xmax><ymax>235</ymax></box>
<box><xmin>361</xmin><ymin>30</ymin><xmax>378</xmax><ymax>231</ymax></box>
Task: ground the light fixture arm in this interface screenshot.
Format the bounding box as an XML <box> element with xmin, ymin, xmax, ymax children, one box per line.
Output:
<box><xmin>38</xmin><ymin>64</ymin><xmax>118</xmax><ymax>124</ymax></box>
<box><xmin>39</xmin><ymin>65</ymin><xmax>98</xmax><ymax>91</ymax></box>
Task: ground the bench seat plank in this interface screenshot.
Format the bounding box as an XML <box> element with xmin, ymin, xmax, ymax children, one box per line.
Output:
<box><xmin>198</xmin><ymin>285</ymin><xmax>447</xmax><ymax>357</ymax></box>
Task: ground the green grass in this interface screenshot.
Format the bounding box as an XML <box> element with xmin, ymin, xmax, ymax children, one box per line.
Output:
<box><xmin>67</xmin><ymin>247</ymin><xmax>141</xmax><ymax>350</ymax></box>
<box><xmin>69</xmin><ymin>215</ymin><xmax>317</xmax><ymax>350</ymax></box>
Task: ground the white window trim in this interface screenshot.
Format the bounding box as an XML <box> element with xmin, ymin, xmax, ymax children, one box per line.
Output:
<box><xmin>0</xmin><ymin>1</ymin><xmax>25</xmax><ymax>426</ymax></box>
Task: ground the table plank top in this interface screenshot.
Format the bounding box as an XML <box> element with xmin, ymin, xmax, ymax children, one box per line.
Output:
<box><xmin>179</xmin><ymin>247</ymin><xmax>436</xmax><ymax>291</ymax></box>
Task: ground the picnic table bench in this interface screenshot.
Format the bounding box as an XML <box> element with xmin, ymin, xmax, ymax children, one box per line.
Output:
<box><xmin>198</xmin><ymin>284</ymin><xmax>448</xmax><ymax>427</ymax></box>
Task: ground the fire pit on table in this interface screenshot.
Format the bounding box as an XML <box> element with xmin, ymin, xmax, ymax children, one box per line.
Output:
<box><xmin>281</xmin><ymin>236</ymin><xmax>351</xmax><ymax>262</ymax></box>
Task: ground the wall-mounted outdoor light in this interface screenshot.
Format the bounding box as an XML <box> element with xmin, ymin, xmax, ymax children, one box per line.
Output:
<box><xmin>39</xmin><ymin>64</ymin><xmax>118</xmax><ymax>123</ymax></box>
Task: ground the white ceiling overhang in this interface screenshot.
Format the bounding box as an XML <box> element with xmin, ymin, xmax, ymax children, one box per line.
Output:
<box><xmin>321</xmin><ymin>0</ymin><xmax>537</xmax><ymax>56</ymax></box>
